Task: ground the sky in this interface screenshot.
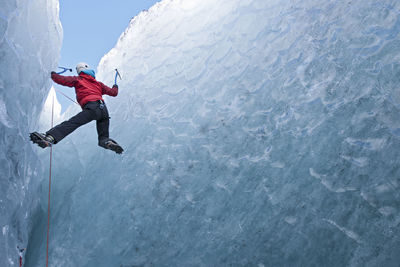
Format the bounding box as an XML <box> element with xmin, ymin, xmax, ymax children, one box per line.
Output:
<box><xmin>54</xmin><ymin>0</ymin><xmax>160</xmax><ymax>111</ymax></box>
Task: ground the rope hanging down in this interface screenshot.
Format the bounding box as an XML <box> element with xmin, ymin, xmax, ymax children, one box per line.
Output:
<box><xmin>45</xmin><ymin>95</ymin><xmax>55</xmax><ymax>267</ymax></box>
<box><xmin>45</xmin><ymin>66</ymin><xmax>73</xmax><ymax>265</ymax></box>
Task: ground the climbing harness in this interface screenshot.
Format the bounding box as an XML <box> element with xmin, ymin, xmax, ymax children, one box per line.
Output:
<box><xmin>98</xmin><ymin>99</ymin><xmax>105</xmax><ymax>110</ymax></box>
<box><xmin>56</xmin><ymin>66</ymin><xmax>72</xmax><ymax>75</ymax></box>
<box><xmin>114</xmin><ymin>69</ymin><xmax>122</xmax><ymax>86</ymax></box>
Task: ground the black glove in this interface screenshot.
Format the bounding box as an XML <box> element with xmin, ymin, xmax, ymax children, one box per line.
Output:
<box><xmin>51</xmin><ymin>71</ymin><xmax>56</xmax><ymax>75</ymax></box>
<box><xmin>113</xmin><ymin>84</ymin><xmax>118</xmax><ymax>88</ymax></box>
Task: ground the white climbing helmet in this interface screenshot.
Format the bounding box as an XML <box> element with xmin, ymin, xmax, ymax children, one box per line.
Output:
<box><xmin>76</xmin><ymin>62</ymin><xmax>90</xmax><ymax>74</ymax></box>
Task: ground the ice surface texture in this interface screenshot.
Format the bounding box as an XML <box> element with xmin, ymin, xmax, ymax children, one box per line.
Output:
<box><xmin>32</xmin><ymin>0</ymin><xmax>400</xmax><ymax>266</ymax></box>
<box><xmin>0</xmin><ymin>0</ymin><xmax>61</xmax><ymax>266</ymax></box>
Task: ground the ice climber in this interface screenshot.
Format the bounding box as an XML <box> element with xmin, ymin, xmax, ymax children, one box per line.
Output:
<box><xmin>30</xmin><ymin>62</ymin><xmax>124</xmax><ymax>154</ymax></box>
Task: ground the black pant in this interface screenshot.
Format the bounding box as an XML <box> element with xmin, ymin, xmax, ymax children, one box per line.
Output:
<box><xmin>47</xmin><ymin>100</ymin><xmax>111</xmax><ymax>147</ymax></box>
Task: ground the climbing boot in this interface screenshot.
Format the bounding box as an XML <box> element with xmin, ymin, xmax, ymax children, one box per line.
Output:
<box><xmin>104</xmin><ymin>139</ymin><xmax>124</xmax><ymax>154</ymax></box>
<box><xmin>30</xmin><ymin>132</ymin><xmax>55</xmax><ymax>148</ymax></box>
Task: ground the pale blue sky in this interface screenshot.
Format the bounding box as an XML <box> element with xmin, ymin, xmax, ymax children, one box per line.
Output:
<box><xmin>55</xmin><ymin>0</ymin><xmax>160</xmax><ymax>111</ymax></box>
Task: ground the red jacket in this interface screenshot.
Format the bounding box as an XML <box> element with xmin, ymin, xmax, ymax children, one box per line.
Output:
<box><xmin>51</xmin><ymin>72</ymin><xmax>118</xmax><ymax>108</ymax></box>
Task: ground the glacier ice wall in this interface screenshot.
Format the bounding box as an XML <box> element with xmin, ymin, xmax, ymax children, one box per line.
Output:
<box><xmin>32</xmin><ymin>0</ymin><xmax>400</xmax><ymax>266</ymax></box>
<box><xmin>0</xmin><ymin>0</ymin><xmax>62</xmax><ymax>266</ymax></box>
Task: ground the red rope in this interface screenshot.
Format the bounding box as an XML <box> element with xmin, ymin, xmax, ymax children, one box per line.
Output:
<box><xmin>54</xmin><ymin>88</ymin><xmax>79</xmax><ymax>105</ymax></box>
<box><xmin>46</xmin><ymin>95</ymin><xmax>55</xmax><ymax>267</ymax></box>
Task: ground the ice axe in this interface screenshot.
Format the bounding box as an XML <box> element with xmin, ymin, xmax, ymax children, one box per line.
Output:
<box><xmin>56</xmin><ymin>66</ymin><xmax>72</xmax><ymax>75</ymax></box>
<box><xmin>114</xmin><ymin>69</ymin><xmax>122</xmax><ymax>86</ymax></box>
